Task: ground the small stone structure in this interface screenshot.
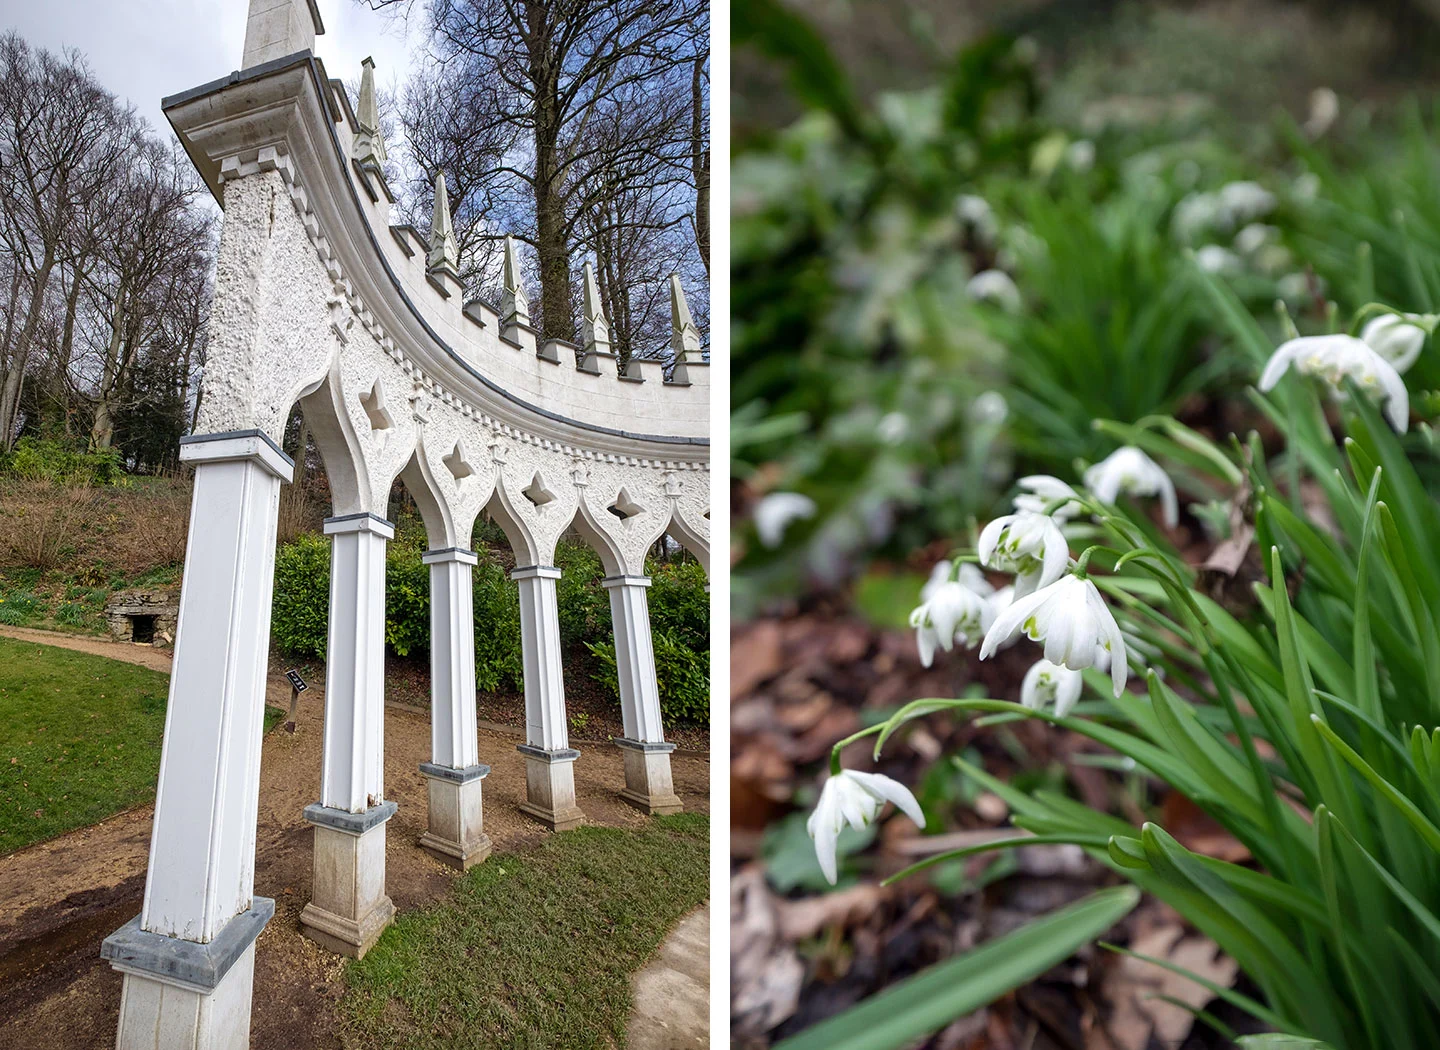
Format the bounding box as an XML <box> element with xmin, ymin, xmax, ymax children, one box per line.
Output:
<box><xmin>105</xmin><ymin>590</ymin><xmax>179</xmax><ymax>646</ymax></box>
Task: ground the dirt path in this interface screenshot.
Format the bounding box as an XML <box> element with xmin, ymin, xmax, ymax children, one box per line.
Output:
<box><xmin>0</xmin><ymin>625</ymin><xmax>174</xmax><ymax>672</ymax></box>
<box><xmin>0</xmin><ymin>630</ymin><xmax>710</xmax><ymax>1050</ymax></box>
<box><xmin>627</xmin><ymin>903</ymin><xmax>710</xmax><ymax>1050</ymax></box>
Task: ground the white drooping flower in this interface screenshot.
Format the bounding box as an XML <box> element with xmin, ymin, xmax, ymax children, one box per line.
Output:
<box><xmin>1195</xmin><ymin>244</ymin><xmax>1242</xmax><ymax>274</ymax></box>
<box><xmin>753</xmin><ymin>492</ymin><xmax>816</xmax><ymax>548</ymax></box>
<box><xmin>1065</xmin><ymin>139</ymin><xmax>1096</xmax><ymax>173</ymax></box>
<box><xmin>1258</xmin><ymin>333</ymin><xmax>1409</xmax><ymax>433</ymax></box>
<box><xmin>1218</xmin><ymin>180</ymin><xmax>1276</xmax><ymax>223</ymax></box>
<box><xmin>970</xmin><ymin>390</ymin><xmax>1009</xmax><ymax>426</ymax></box>
<box><xmin>956</xmin><ymin>194</ymin><xmax>998</xmax><ymax>244</ymax></box>
<box><xmin>1304</xmin><ymin>87</ymin><xmax>1339</xmax><ymax>139</ymax></box>
<box><xmin>1084</xmin><ymin>446</ymin><xmax>1179</xmax><ymax>527</ymax></box>
<box><xmin>1021</xmin><ymin>658</ymin><xmax>1084</xmax><ymax>718</ymax></box>
<box><xmin>967</xmin><ymin>269</ymin><xmax>1022</xmax><ymax>313</ymax></box>
<box><xmin>1012</xmin><ymin>475</ymin><xmax>1083</xmax><ymax>522</ymax></box>
<box><xmin>981</xmin><ymin>573</ymin><xmax>1129</xmax><ymax>697</ymax></box>
<box><xmin>1233</xmin><ymin>222</ymin><xmax>1279</xmax><ymax>256</ymax></box>
<box><xmin>877</xmin><ymin>411</ymin><xmax>909</xmax><ymax>444</ymax></box>
<box><xmin>910</xmin><ymin>575</ymin><xmax>995</xmax><ymax>666</ymax></box>
<box><xmin>1360</xmin><ymin>313</ymin><xmax>1430</xmax><ymax>374</ymax></box>
<box><xmin>977</xmin><ymin>510</ymin><xmax>1070</xmax><ymax>598</ymax></box>
<box><xmin>1172</xmin><ymin>191</ymin><xmax>1226</xmax><ymax>243</ymax></box>
<box><xmin>808</xmin><ymin>769</ymin><xmax>926</xmax><ymax>884</ymax></box>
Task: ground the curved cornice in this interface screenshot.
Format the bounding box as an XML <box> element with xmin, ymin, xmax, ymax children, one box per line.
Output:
<box><xmin>162</xmin><ymin>52</ymin><xmax>709</xmax><ymax>458</ymax></box>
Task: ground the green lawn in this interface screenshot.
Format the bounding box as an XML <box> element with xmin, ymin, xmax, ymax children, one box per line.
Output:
<box><xmin>0</xmin><ymin>635</ymin><xmax>281</xmax><ymax>854</ymax></box>
<box><xmin>344</xmin><ymin>813</ymin><xmax>710</xmax><ymax>1050</ymax></box>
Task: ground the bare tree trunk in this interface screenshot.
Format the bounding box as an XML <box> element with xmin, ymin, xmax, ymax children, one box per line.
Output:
<box><xmin>90</xmin><ymin>283</ymin><xmax>127</xmax><ymax>449</ymax></box>
<box><xmin>691</xmin><ymin>56</ymin><xmax>709</xmax><ymax>274</ymax></box>
<box><xmin>0</xmin><ymin>250</ymin><xmax>55</xmax><ymax>448</ymax></box>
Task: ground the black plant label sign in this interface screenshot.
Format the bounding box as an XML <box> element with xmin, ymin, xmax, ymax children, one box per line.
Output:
<box><xmin>285</xmin><ymin>669</ymin><xmax>308</xmax><ymax>692</ymax></box>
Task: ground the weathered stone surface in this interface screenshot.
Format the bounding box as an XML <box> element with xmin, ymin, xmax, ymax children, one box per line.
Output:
<box><xmin>105</xmin><ymin>590</ymin><xmax>180</xmax><ymax>646</ymax></box>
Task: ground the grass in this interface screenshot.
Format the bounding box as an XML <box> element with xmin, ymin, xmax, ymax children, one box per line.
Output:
<box><xmin>343</xmin><ymin>813</ymin><xmax>711</xmax><ymax>1050</ymax></box>
<box><xmin>0</xmin><ymin>636</ymin><xmax>284</xmax><ymax>854</ymax></box>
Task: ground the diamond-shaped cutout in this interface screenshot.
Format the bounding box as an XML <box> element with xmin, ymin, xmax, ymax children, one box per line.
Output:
<box><xmin>360</xmin><ymin>378</ymin><xmax>393</xmax><ymax>434</ymax></box>
<box><xmin>522</xmin><ymin>472</ymin><xmax>555</xmax><ymax>507</ymax></box>
<box><xmin>608</xmin><ymin>487</ymin><xmax>644</xmax><ymax>521</ymax></box>
<box><xmin>444</xmin><ymin>441</ymin><xmax>474</xmax><ymax>484</ymax></box>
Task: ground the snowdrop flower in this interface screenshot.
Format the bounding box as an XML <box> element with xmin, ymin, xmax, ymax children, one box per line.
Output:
<box><xmin>1195</xmin><ymin>245</ymin><xmax>1242</xmax><ymax>274</ymax></box>
<box><xmin>1065</xmin><ymin>139</ymin><xmax>1096</xmax><ymax>173</ymax></box>
<box><xmin>978</xmin><ymin>510</ymin><xmax>1070</xmax><ymax>598</ymax></box>
<box><xmin>909</xmin><ymin>577</ymin><xmax>995</xmax><ymax>666</ymax></box>
<box><xmin>967</xmin><ymin>269</ymin><xmax>1022</xmax><ymax>313</ymax></box>
<box><xmin>1360</xmin><ymin>313</ymin><xmax>1430</xmax><ymax>374</ymax></box>
<box><xmin>956</xmin><ymin>194</ymin><xmax>998</xmax><ymax>244</ymax></box>
<box><xmin>970</xmin><ymin>390</ymin><xmax>1009</xmax><ymax>426</ymax></box>
<box><xmin>1021</xmin><ymin>659</ymin><xmax>1084</xmax><ymax>718</ymax></box>
<box><xmin>1219</xmin><ymin>180</ymin><xmax>1276</xmax><ymax>223</ymax></box>
<box><xmin>1172</xmin><ymin>191</ymin><xmax>1225</xmax><ymax>242</ymax></box>
<box><xmin>981</xmin><ymin>573</ymin><xmax>1129</xmax><ymax>696</ymax></box>
<box><xmin>921</xmin><ymin>560</ymin><xmax>994</xmax><ymax>603</ymax></box>
<box><xmin>1234</xmin><ymin>223</ymin><xmax>1279</xmax><ymax>256</ymax></box>
<box><xmin>1291</xmin><ymin>171</ymin><xmax>1320</xmax><ymax>202</ymax></box>
<box><xmin>877</xmin><ymin>411</ymin><xmax>909</xmax><ymax>444</ymax></box>
<box><xmin>1258</xmin><ymin>333</ymin><xmax>1409</xmax><ymax>433</ymax></box>
<box><xmin>1277</xmin><ymin>271</ymin><xmax>1322</xmax><ymax>305</ymax></box>
<box><xmin>1305</xmin><ymin>87</ymin><xmax>1339</xmax><ymax>138</ymax></box>
<box><xmin>1084</xmin><ymin>446</ymin><xmax>1179</xmax><ymax>527</ymax></box>
<box><xmin>808</xmin><ymin>769</ymin><xmax>926</xmax><ymax>884</ymax></box>
<box><xmin>1013</xmin><ymin>475</ymin><xmax>1083</xmax><ymax>522</ymax></box>
<box><xmin>753</xmin><ymin>492</ymin><xmax>816</xmax><ymax>548</ymax></box>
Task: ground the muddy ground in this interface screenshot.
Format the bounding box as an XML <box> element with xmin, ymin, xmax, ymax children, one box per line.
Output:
<box><xmin>0</xmin><ymin>629</ymin><xmax>711</xmax><ymax>1050</ymax></box>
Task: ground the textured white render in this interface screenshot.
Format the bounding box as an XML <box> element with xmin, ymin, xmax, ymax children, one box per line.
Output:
<box><xmin>109</xmin><ymin>5</ymin><xmax>709</xmax><ymax>1041</ymax></box>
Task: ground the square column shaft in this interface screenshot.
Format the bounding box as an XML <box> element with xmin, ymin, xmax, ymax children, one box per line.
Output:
<box><xmin>512</xmin><ymin>565</ymin><xmax>584</xmax><ymax>830</ymax></box>
<box><xmin>241</xmin><ymin>0</ymin><xmax>323</xmax><ymax>69</ymax></box>
<box><xmin>418</xmin><ymin>547</ymin><xmax>491</xmax><ymax>867</ymax></box>
<box><xmin>302</xmin><ymin>514</ymin><xmax>395</xmax><ymax>958</ymax></box>
<box><xmin>603</xmin><ymin>575</ymin><xmax>682</xmax><ymax>815</ymax></box>
<box><xmin>104</xmin><ymin>431</ymin><xmax>291</xmax><ymax>1049</ymax></box>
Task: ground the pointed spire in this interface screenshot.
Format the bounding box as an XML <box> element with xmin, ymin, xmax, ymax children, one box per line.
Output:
<box><xmin>352</xmin><ymin>56</ymin><xmax>387</xmax><ymax>169</ymax></box>
<box><xmin>501</xmin><ymin>234</ymin><xmax>529</xmax><ymax>328</ymax></box>
<box><xmin>669</xmin><ymin>273</ymin><xmax>701</xmax><ymax>362</ymax></box>
<box><xmin>581</xmin><ymin>260</ymin><xmax>610</xmax><ymax>353</ymax></box>
<box><xmin>427</xmin><ymin>169</ymin><xmax>459</xmax><ymax>281</ymax></box>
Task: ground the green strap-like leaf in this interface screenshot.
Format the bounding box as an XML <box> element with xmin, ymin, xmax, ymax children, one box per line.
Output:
<box><xmin>772</xmin><ymin>887</ymin><xmax>1140</xmax><ymax>1050</ymax></box>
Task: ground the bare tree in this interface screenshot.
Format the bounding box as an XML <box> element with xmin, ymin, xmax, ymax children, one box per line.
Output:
<box><xmin>370</xmin><ymin>0</ymin><xmax>707</xmax><ymax>343</ymax></box>
<box><xmin>0</xmin><ymin>33</ymin><xmax>132</xmax><ymax>448</ymax></box>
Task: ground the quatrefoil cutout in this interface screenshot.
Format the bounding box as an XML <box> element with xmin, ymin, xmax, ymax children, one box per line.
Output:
<box><xmin>522</xmin><ymin>472</ymin><xmax>556</xmax><ymax>507</ymax></box>
<box><xmin>607</xmin><ymin>487</ymin><xmax>644</xmax><ymax>521</ymax></box>
<box><xmin>443</xmin><ymin>441</ymin><xmax>475</xmax><ymax>487</ymax></box>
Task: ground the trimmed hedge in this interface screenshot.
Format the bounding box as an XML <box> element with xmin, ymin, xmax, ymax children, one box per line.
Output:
<box><xmin>269</xmin><ymin>530</ymin><xmax>709</xmax><ymax>725</ymax></box>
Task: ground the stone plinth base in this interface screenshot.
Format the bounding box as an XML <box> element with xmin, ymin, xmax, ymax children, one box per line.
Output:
<box><xmin>418</xmin><ymin>761</ymin><xmax>492</xmax><ymax>869</ymax></box>
<box><xmin>615</xmin><ymin>738</ymin><xmax>683</xmax><ymax>815</ymax></box>
<box><xmin>300</xmin><ymin>801</ymin><xmax>396</xmax><ymax>959</ymax></box>
<box><xmin>516</xmin><ymin>745</ymin><xmax>585</xmax><ymax>831</ymax></box>
<box><xmin>102</xmin><ymin>898</ymin><xmax>273</xmax><ymax>1050</ymax></box>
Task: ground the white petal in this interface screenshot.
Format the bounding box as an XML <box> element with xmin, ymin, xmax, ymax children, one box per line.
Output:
<box><xmin>1053</xmin><ymin>666</ymin><xmax>1084</xmax><ymax>718</ymax></box>
<box><xmin>977</xmin><ymin>516</ymin><xmax>1009</xmax><ymax>567</ymax></box>
<box><xmin>1156</xmin><ymin>469</ymin><xmax>1179</xmax><ymax>528</ymax></box>
<box><xmin>1258</xmin><ymin>340</ymin><xmax>1303</xmax><ymax>392</ymax></box>
<box><xmin>847</xmin><ymin>770</ymin><xmax>927</xmax><ymax>829</ymax></box>
<box><xmin>1373</xmin><ymin>354</ymin><xmax>1410</xmax><ymax>433</ymax></box>
<box><xmin>980</xmin><ymin>584</ymin><xmax>1052</xmax><ymax>659</ymax></box>
<box><xmin>1020</xmin><ymin>659</ymin><xmax>1047</xmax><ymax>710</ymax></box>
<box><xmin>808</xmin><ymin>788</ymin><xmax>842</xmax><ymax>885</ymax></box>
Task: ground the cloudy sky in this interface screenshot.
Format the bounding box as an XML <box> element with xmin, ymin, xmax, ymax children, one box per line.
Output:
<box><xmin>1</xmin><ymin>0</ymin><xmax>425</xmax><ymax>136</ymax></box>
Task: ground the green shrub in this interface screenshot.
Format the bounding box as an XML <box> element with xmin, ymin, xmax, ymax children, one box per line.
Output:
<box><xmin>0</xmin><ymin>437</ymin><xmax>122</xmax><ymax>485</ymax></box>
<box><xmin>384</xmin><ymin>528</ymin><xmax>430</xmax><ymax>658</ymax></box>
<box><xmin>472</xmin><ymin>554</ymin><xmax>523</xmax><ymax>693</ymax></box>
<box><xmin>271</xmin><ymin>532</ymin><xmax>331</xmax><ymax>658</ymax></box>
<box><xmin>646</xmin><ymin>559</ymin><xmax>709</xmax><ymax>652</ymax></box>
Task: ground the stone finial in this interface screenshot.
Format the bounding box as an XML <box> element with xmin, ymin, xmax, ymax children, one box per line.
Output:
<box><xmin>352</xmin><ymin>57</ymin><xmax>387</xmax><ymax>170</ymax></box>
<box><xmin>427</xmin><ymin>170</ymin><xmax>460</xmax><ymax>282</ymax></box>
<box><xmin>581</xmin><ymin>260</ymin><xmax>610</xmax><ymax>354</ymax></box>
<box><xmin>501</xmin><ymin>235</ymin><xmax>530</xmax><ymax>329</ymax></box>
<box><xmin>669</xmin><ymin>274</ymin><xmax>701</xmax><ymax>361</ymax></box>
<box><xmin>242</xmin><ymin>0</ymin><xmax>324</xmax><ymax>70</ymax></box>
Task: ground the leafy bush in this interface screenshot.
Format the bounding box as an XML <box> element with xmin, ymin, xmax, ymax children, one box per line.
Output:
<box><xmin>472</xmin><ymin>553</ymin><xmax>523</xmax><ymax>694</ymax></box>
<box><xmin>384</xmin><ymin>526</ymin><xmax>430</xmax><ymax>658</ymax></box>
<box><xmin>271</xmin><ymin>532</ymin><xmax>331</xmax><ymax>659</ymax></box>
<box><xmin>0</xmin><ymin>437</ymin><xmax>122</xmax><ymax>485</ymax></box>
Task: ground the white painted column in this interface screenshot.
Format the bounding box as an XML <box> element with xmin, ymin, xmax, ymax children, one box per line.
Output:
<box><xmin>512</xmin><ymin>564</ymin><xmax>585</xmax><ymax>830</ymax></box>
<box><xmin>417</xmin><ymin>547</ymin><xmax>491</xmax><ymax>869</ymax></box>
<box><xmin>603</xmin><ymin>575</ymin><xmax>683</xmax><ymax>815</ymax></box>
<box><xmin>102</xmin><ymin>430</ymin><xmax>290</xmax><ymax>1050</ymax></box>
<box><xmin>299</xmin><ymin>512</ymin><xmax>396</xmax><ymax>959</ymax></box>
